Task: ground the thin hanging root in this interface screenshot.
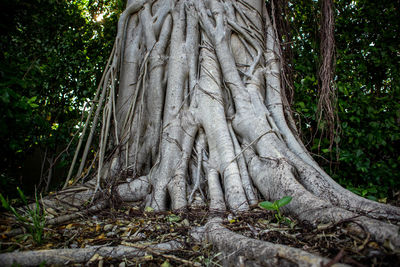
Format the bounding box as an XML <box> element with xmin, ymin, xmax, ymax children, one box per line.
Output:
<box><xmin>94</xmin><ymin>78</ymin><xmax>114</xmax><ymax>196</ymax></box>
<box><xmin>76</xmin><ymin>40</ymin><xmax>120</xmax><ymax>180</ymax></box>
<box><xmin>64</xmin><ymin>43</ymin><xmax>116</xmax><ymax>188</ymax></box>
<box><xmin>65</xmin><ymin>0</ymin><xmax>148</xmax><ymax>186</ymax></box>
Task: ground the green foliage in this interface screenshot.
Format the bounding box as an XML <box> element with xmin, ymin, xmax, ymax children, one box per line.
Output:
<box><xmin>284</xmin><ymin>0</ymin><xmax>400</xmax><ymax>200</ymax></box>
<box><xmin>166</xmin><ymin>214</ymin><xmax>181</xmax><ymax>223</ymax></box>
<box><xmin>332</xmin><ymin>0</ymin><xmax>400</xmax><ymax>199</ymax></box>
<box><xmin>259</xmin><ymin>196</ymin><xmax>293</xmax><ymax>223</ymax></box>
<box><xmin>0</xmin><ymin>0</ymin><xmax>123</xmax><ymax>195</ymax></box>
<box><xmin>0</xmin><ymin>188</ymin><xmax>46</xmax><ymax>244</ymax></box>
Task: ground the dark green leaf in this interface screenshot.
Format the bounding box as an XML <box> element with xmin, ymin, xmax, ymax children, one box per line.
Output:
<box><xmin>0</xmin><ymin>194</ymin><xmax>10</xmax><ymax>210</ymax></box>
<box><xmin>17</xmin><ymin>187</ymin><xmax>27</xmax><ymax>204</ymax></box>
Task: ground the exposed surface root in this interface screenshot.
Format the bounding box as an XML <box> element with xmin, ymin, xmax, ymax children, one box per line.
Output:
<box><xmin>2</xmin><ymin>206</ymin><xmax>398</xmax><ymax>266</ymax></box>
<box><xmin>244</xmin><ymin>147</ymin><xmax>400</xmax><ymax>247</ymax></box>
<box><xmin>205</xmin><ymin>217</ymin><xmax>345</xmax><ymax>267</ymax></box>
<box><xmin>0</xmin><ymin>241</ymin><xmax>182</xmax><ymax>266</ymax></box>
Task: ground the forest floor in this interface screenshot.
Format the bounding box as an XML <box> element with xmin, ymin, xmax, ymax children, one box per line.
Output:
<box><xmin>1</xmin><ymin>195</ymin><xmax>400</xmax><ymax>266</ymax></box>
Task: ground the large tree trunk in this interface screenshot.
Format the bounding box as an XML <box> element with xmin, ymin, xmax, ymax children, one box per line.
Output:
<box><xmin>2</xmin><ymin>0</ymin><xmax>399</xmax><ymax>265</ymax></box>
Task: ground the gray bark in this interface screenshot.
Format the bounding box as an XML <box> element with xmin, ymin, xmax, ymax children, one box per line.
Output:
<box><xmin>9</xmin><ymin>0</ymin><xmax>399</xmax><ymax>265</ymax></box>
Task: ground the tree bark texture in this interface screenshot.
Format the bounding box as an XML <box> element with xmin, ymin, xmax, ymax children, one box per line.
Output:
<box><xmin>69</xmin><ymin>0</ymin><xmax>400</xmax><ymax>249</ymax></box>
<box><xmin>4</xmin><ymin>0</ymin><xmax>399</xmax><ymax>265</ymax></box>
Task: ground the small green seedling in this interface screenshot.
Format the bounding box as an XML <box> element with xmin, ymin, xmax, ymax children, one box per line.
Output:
<box><xmin>259</xmin><ymin>196</ymin><xmax>292</xmax><ymax>223</ymax></box>
<box><xmin>0</xmin><ymin>187</ymin><xmax>46</xmax><ymax>244</ymax></box>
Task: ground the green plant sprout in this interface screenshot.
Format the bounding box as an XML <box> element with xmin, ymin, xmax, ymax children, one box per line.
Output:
<box><xmin>258</xmin><ymin>196</ymin><xmax>292</xmax><ymax>224</ymax></box>
<box><xmin>0</xmin><ymin>187</ymin><xmax>46</xmax><ymax>244</ymax></box>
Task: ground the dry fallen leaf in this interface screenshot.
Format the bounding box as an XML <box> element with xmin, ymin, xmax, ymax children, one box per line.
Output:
<box><xmin>161</xmin><ymin>260</ymin><xmax>172</xmax><ymax>267</ymax></box>
<box><xmin>368</xmin><ymin>241</ymin><xmax>379</xmax><ymax>249</ymax></box>
<box><xmin>97</xmin><ymin>233</ymin><xmax>105</xmax><ymax>240</ymax></box>
<box><xmin>89</xmin><ymin>253</ymin><xmax>102</xmax><ymax>262</ymax></box>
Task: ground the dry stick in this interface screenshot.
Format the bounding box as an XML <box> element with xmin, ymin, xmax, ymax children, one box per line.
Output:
<box><xmin>2</xmin><ymin>198</ymin><xmax>107</xmax><ymax>238</ymax></box>
<box><xmin>322</xmin><ymin>249</ymin><xmax>345</xmax><ymax>267</ymax></box>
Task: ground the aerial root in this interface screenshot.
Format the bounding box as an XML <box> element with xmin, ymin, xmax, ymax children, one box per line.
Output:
<box><xmin>0</xmin><ymin>240</ymin><xmax>183</xmax><ymax>266</ymax></box>
<box><xmin>204</xmin><ymin>217</ymin><xmax>348</xmax><ymax>267</ymax></box>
